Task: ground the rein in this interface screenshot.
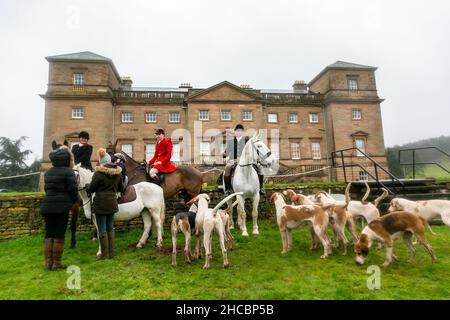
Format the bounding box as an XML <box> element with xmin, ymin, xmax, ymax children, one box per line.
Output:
<box><xmin>239</xmin><ymin>139</ymin><xmax>271</xmax><ymax>167</ymax></box>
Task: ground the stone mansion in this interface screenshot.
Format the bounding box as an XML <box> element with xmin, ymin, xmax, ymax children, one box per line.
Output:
<box><xmin>40</xmin><ymin>51</ymin><xmax>387</xmax><ymax>183</ymax></box>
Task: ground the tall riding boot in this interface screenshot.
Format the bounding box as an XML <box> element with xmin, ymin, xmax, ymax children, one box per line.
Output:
<box><xmin>258</xmin><ymin>175</ymin><xmax>266</xmax><ymax>195</ymax></box>
<box><xmin>151</xmin><ymin>175</ymin><xmax>161</xmax><ymax>186</ymax></box>
<box><xmin>97</xmin><ymin>232</ymin><xmax>109</xmax><ymax>260</ymax></box>
<box><xmin>51</xmin><ymin>239</ymin><xmax>67</xmax><ymax>270</ymax></box>
<box><xmin>107</xmin><ymin>231</ymin><xmax>115</xmax><ymax>259</ymax></box>
<box><xmin>44</xmin><ymin>238</ymin><xmax>53</xmax><ymax>270</ymax></box>
<box><xmin>224</xmin><ymin>175</ymin><xmax>232</xmax><ymax>195</ymax></box>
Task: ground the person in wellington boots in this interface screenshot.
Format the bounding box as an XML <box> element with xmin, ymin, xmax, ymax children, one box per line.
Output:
<box><xmin>86</xmin><ymin>148</ymin><xmax>124</xmax><ymax>260</ymax></box>
<box><xmin>40</xmin><ymin>146</ymin><xmax>78</xmax><ymax>270</ymax></box>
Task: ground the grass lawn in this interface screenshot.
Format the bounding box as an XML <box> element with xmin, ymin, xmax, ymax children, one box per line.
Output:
<box><xmin>0</xmin><ymin>221</ymin><xmax>449</xmax><ymax>300</ymax></box>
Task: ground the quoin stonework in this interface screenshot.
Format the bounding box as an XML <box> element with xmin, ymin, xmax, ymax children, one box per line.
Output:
<box><xmin>40</xmin><ymin>51</ymin><xmax>387</xmax><ymax>187</ymax></box>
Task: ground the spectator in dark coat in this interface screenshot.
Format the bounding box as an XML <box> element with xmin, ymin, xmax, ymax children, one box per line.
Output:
<box><xmin>87</xmin><ymin>148</ymin><xmax>124</xmax><ymax>259</ymax></box>
<box><xmin>71</xmin><ymin>131</ymin><xmax>93</xmax><ymax>171</ymax></box>
<box><xmin>40</xmin><ymin>146</ymin><xmax>78</xmax><ymax>270</ymax></box>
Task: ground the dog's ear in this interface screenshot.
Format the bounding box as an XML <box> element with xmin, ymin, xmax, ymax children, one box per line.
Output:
<box><xmin>270</xmin><ymin>193</ymin><xmax>277</xmax><ymax>202</ymax></box>
<box><xmin>52</xmin><ymin>140</ymin><xmax>58</xmax><ymax>150</ymax></box>
<box><xmin>63</xmin><ymin>140</ymin><xmax>69</xmax><ymax>147</ymax></box>
<box><xmin>186</xmin><ymin>196</ymin><xmax>198</xmax><ymax>206</ymax></box>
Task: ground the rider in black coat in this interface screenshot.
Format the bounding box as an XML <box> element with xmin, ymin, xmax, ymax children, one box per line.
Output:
<box><xmin>71</xmin><ymin>131</ymin><xmax>93</xmax><ymax>171</ymax></box>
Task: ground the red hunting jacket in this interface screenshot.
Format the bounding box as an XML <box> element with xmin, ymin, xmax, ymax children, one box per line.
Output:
<box><xmin>148</xmin><ymin>138</ymin><xmax>177</xmax><ymax>173</ymax></box>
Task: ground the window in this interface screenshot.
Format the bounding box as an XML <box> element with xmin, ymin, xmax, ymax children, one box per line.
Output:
<box><xmin>270</xmin><ymin>141</ymin><xmax>279</xmax><ymax>160</ymax></box>
<box><xmin>169</xmin><ymin>112</ymin><xmax>180</xmax><ymax>123</ymax></box>
<box><xmin>221</xmin><ymin>111</ymin><xmax>231</xmax><ymax>121</ymax></box>
<box><xmin>242</xmin><ymin>111</ymin><xmax>253</xmax><ymax>121</ymax></box>
<box><xmin>121</xmin><ymin>112</ymin><xmax>133</xmax><ymax>123</ymax></box>
<box><xmin>288</xmin><ymin>113</ymin><xmax>298</xmax><ymax>123</ymax></box>
<box><xmin>311</xmin><ymin>141</ymin><xmax>321</xmax><ymax>159</ymax></box>
<box><xmin>348</xmin><ymin>79</ymin><xmax>358</xmax><ymax>90</ymax></box>
<box><xmin>359</xmin><ymin>171</ymin><xmax>369</xmax><ymax>181</ymax></box>
<box><xmin>267</xmin><ymin>113</ymin><xmax>278</xmax><ymax>123</ymax></box>
<box><xmin>121</xmin><ymin>144</ymin><xmax>133</xmax><ymax>158</ymax></box>
<box><xmin>172</xmin><ymin>143</ymin><xmax>181</xmax><ymax>162</ymax></box>
<box><xmin>145</xmin><ymin>144</ymin><xmax>155</xmax><ymax>162</ymax></box>
<box><xmin>73</xmin><ymin>73</ymin><xmax>85</xmax><ymax>85</ymax></box>
<box><xmin>200</xmin><ymin>142</ymin><xmax>211</xmax><ymax>159</ymax></box>
<box><xmin>145</xmin><ymin>112</ymin><xmax>157</xmax><ymax>123</ymax></box>
<box><xmin>291</xmin><ymin>142</ymin><xmax>301</xmax><ymax>159</ymax></box>
<box><xmin>355</xmin><ymin>138</ymin><xmax>366</xmax><ymax>157</ymax></box>
<box><xmin>199</xmin><ymin>110</ymin><xmax>209</xmax><ymax>121</ymax></box>
<box><xmin>309</xmin><ymin>113</ymin><xmax>319</xmax><ymax>123</ymax></box>
<box><xmin>352</xmin><ymin>109</ymin><xmax>362</xmax><ymax>120</ymax></box>
<box><xmin>71</xmin><ymin>107</ymin><xmax>84</xmax><ymax>119</ymax></box>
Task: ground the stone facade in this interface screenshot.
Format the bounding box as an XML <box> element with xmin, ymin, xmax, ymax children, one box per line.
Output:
<box><xmin>40</xmin><ymin>52</ymin><xmax>388</xmax><ymax>187</ymax></box>
<box><xmin>0</xmin><ymin>187</ymin><xmax>347</xmax><ymax>240</ymax></box>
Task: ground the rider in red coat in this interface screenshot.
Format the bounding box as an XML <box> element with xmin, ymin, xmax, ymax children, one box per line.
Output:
<box><xmin>148</xmin><ymin>128</ymin><xmax>176</xmax><ymax>183</ymax></box>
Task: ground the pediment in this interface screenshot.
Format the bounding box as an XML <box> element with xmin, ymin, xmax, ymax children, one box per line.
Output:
<box><xmin>350</xmin><ymin>130</ymin><xmax>369</xmax><ymax>137</ymax></box>
<box><xmin>187</xmin><ymin>81</ymin><xmax>260</xmax><ymax>102</ymax></box>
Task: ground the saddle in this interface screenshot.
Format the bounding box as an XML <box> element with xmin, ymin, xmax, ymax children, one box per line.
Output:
<box><xmin>217</xmin><ymin>163</ymin><xmax>259</xmax><ymax>187</ymax></box>
<box><xmin>118</xmin><ymin>185</ymin><xmax>137</xmax><ymax>204</ymax></box>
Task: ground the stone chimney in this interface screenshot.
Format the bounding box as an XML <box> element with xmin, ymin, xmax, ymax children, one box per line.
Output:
<box><xmin>179</xmin><ymin>83</ymin><xmax>192</xmax><ymax>88</ymax></box>
<box><xmin>121</xmin><ymin>76</ymin><xmax>133</xmax><ymax>88</ymax></box>
<box><xmin>292</xmin><ymin>80</ymin><xmax>308</xmax><ymax>93</ymax></box>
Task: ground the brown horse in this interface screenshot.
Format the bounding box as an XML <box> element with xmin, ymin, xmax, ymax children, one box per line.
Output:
<box><xmin>106</xmin><ymin>143</ymin><xmax>203</xmax><ymax>202</ymax></box>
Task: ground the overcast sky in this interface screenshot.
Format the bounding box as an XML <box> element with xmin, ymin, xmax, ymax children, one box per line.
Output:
<box><xmin>0</xmin><ymin>0</ymin><xmax>449</xmax><ymax>162</ymax></box>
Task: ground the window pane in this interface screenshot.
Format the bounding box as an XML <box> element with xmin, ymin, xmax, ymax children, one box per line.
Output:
<box><xmin>72</xmin><ymin>107</ymin><xmax>84</xmax><ymax>119</ymax></box>
<box><xmin>356</xmin><ymin>139</ymin><xmax>365</xmax><ymax>156</ymax></box>
<box><xmin>221</xmin><ymin>111</ymin><xmax>231</xmax><ymax>121</ymax></box>
<box><xmin>122</xmin><ymin>112</ymin><xmax>133</xmax><ymax>123</ymax></box>
<box><xmin>268</xmin><ymin>113</ymin><xmax>277</xmax><ymax>123</ymax></box>
<box><xmin>169</xmin><ymin>112</ymin><xmax>180</xmax><ymax>123</ymax></box>
<box><xmin>243</xmin><ymin>111</ymin><xmax>253</xmax><ymax>121</ymax></box>
<box><xmin>270</xmin><ymin>141</ymin><xmax>279</xmax><ymax>159</ymax></box>
<box><xmin>200</xmin><ymin>142</ymin><xmax>211</xmax><ymax>156</ymax></box>
<box><xmin>122</xmin><ymin>144</ymin><xmax>133</xmax><ymax>158</ymax></box>
<box><xmin>199</xmin><ymin>111</ymin><xmax>209</xmax><ymax>121</ymax></box>
<box><xmin>73</xmin><ymin>73</ymin><xmax>84</xmax><ymax>85</ymax></box>
<box><xmin>289</xmin><ymin>113</ymin><xmax>298</xmax><ymax>123</ymax></box>
<box><xmin>348</xmin><ymin>79</ymin><xmax>358</xmax><ymax>90</ymax></box>
<box><xmin>145</xmin><ymin>144</ymin><xmax>155</xmax><ymax>162</ymax></box>
<box><xmin>359</xmin><ymin>171</ymin><xmax>369</xmax><ymax>181</ymax></box>
<box><xmin>352</xmin><ymin>109</ymin><xmax>361</xmax><ymax>120</ymax></box>
<box><xmin>312</xmin><ymin>142</ymin><xmax>321</xmax><ymax>159</ymax></box>
<box><xmin>309</xmin><ymin>113</ymin><xmax>318</xmax><ymax>123</ymax></box>
<box><xmin>172</xmin><ymin>143</ymin><xmax>181</xmax><ymax>162</ymax></box>
<box><xmin>291</xmin><ymin>142</ymin><xmax>300</xmax><ymax>159</ymax></box>
<box><xmin>146</xmin><ymin>112</ymin><xmax>157</xmax><ymax>123</ymax></box>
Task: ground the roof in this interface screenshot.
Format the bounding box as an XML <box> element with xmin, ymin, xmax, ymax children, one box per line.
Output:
<box><xmin>186</xmin><ymin>81</ymin><xmax>262</xmax><ymax>101</ymax></box>
<box><xmin>45</xmin><ymin>51</ymin><xmax>121</xmax><ymax>83</ymax></box>
<box><xmin>309</xmin><ymin>60</ymin><xmax>377</xmax><ymax>86</ymax></box>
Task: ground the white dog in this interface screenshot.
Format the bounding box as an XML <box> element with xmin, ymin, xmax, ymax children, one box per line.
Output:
<box><xmin>186</xmin><ymin>192</ymin><xmax>243</xmax><ymax>269</ymax></box>
<box><xmin>388</xmin><ymin>198</ymin><xmax>450</xmax><ymax>232</ymax></box>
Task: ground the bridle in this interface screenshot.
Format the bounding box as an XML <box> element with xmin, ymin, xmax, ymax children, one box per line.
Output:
<box><xmin>239</xmin><ymin>139</ymin><xmax>272</xmax><ymax>167</ymax></box>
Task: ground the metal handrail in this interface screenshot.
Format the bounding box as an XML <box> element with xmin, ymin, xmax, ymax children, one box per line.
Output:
<box><xmin>399</xmin><ymin>146</ymin><xmax>450</xmax><ymax>179</ymax></box>
<box><xmin>331</xmin><ymin>147</ymin><xmax>405</xmax><ymax>195</ymax></box>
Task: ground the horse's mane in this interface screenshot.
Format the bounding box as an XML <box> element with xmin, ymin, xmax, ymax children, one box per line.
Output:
<box><xmin>119</xmin><ymin>151</ymin><xmax>142</xmax><ymax>166</ymax></box>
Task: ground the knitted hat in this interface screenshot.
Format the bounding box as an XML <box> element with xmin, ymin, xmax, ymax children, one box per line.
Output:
<box><xmin>98</xmin><ymin>148</ymin><xmax>111</xmax><ymax>165</ymax></box>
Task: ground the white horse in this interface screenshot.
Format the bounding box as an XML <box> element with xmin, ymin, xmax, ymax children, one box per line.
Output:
<box><xmin>224</xmin><ymin>132</ymin><xmax>275</xmax><ymax>236</ymax></box>
<box><xmin>74</xmin><ymin>164</ymin><xmax>165</xmax><ymax>257</ymax></box>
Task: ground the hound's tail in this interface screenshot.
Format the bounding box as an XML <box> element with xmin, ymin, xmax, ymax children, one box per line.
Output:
<box><xmin>344</xmin><ymin>182</ymin><xmax>352</xmax><ymax>206</ymax></box>
<box><xmin>160</xmin><ymin>198</ymin><xmax>166</xmax><ymax>236</ymax></box>
<box><xmin>373</xmin><ymin>188</ymin><xmax>389</xmax><ymax>207</ymax></box>
<box><xmin>212</xmin><ymin>192</ymin><xmax>244</xmax><ymax>216</ymax></box>
<box><xmin>418</xmin><ymin>216</ymin><xmax>438</xmax><ymax>236</ymax></box>
<box><xmin>362</xmin><ymin>181</ymin><xmax>371</xmax><ymax>203</ymax></box>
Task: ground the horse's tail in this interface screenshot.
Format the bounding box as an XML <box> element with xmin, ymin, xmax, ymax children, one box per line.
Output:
<box><xmin>212</xmin><ymin>192</ymin><xmax>244</xmax><ymax>216</ymax></box>
<box><xmin>160</xmin><ymin>198</ymin><xmax>166</xmax><ymax>236</ymax></box>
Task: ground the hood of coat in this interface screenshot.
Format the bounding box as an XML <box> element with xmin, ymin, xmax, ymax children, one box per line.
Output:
<box><xmin>49</xmin><ymin>146</ymin><xmax>73</xmax><ymax>167</ymax></box>
<box><xmin>95</xmin><ymin>163</ymin><xmax>122</xmax><ymax>176</ymax></box>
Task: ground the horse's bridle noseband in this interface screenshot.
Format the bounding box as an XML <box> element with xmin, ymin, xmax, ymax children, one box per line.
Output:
<box><xmin>239</xmin><ymin>139</ymin><xmax>272</xmax><ymax>167</ymax></box>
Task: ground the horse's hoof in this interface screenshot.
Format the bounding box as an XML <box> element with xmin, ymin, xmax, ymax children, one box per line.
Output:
<box><xmin>242</xmin><ymin>231</ymin><xmax>249</xmax><ymax>237</ymax></box>
<box><xmin>203</xmin><ymin>265</ymin><xmax>209</xmax><ymax>269</ymax></box>
<box><xmin>230</xmin><ymin>226</ymin><xmax>235</xmax><ymax>230</ymax></box>
<box><xmin>223</xmin><ymin>263</ymin><xmax>230</xmax><ymax>269</ymax></box>
<box><xmin>252</xmin><ymin>230</ymin><xmax>259</xmax><ymax>235</ymax></box>
<box><xmin>320</xmin><ymin>255</ymin><xmax>328</xmax><ymax>259</ymax></box>
<box><xmin>136</xmin><ymin>243</ymin><xmax>143</xmax><ymax>249</ymax></box>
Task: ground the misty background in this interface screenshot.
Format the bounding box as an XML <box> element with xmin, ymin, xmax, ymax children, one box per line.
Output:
<box><xmin>0</xmin><ymin>0</ymin><xmax>449</xmax><ymax>163</ymax></box>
